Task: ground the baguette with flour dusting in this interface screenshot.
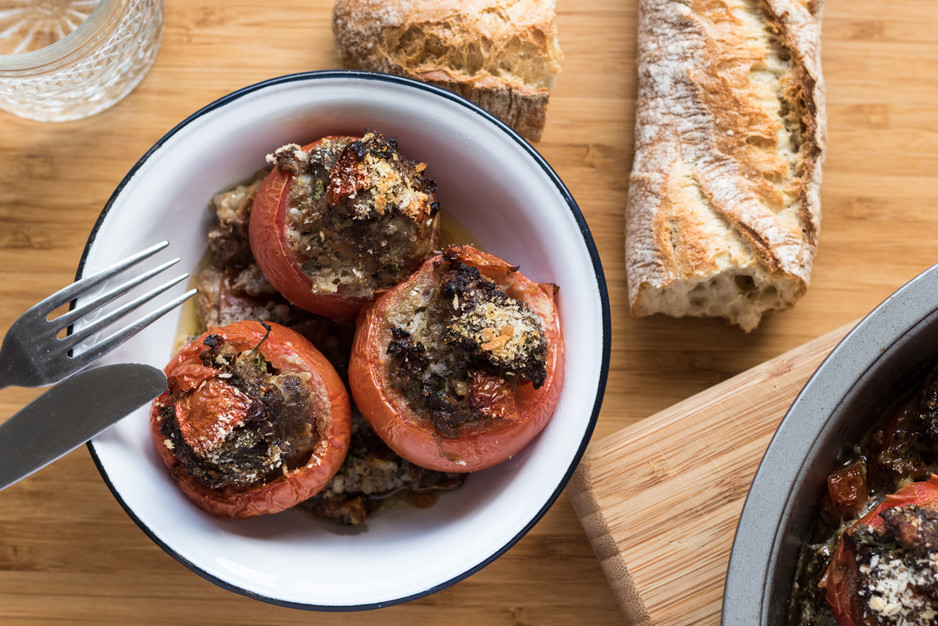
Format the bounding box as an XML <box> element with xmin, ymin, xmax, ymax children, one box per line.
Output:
<box><xmin>332</xmin><ymin>0</ymin><xmax>563</xmax><ymax>141</ymax></box>
<box><xmin>625</xmin><ymin>0</ymin><xmax>826</xmax><ymax>332</ymax></box>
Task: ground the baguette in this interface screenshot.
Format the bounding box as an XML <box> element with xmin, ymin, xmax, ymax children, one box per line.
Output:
<box><xmin>625</xmin><ymin>0</ymin><xmax>826</xmax><ymax>332</ymax></box>
<box><xmin>331</xmin><ymin>0</ymin><xmax>563</xmax><ymax>141</ymax></box>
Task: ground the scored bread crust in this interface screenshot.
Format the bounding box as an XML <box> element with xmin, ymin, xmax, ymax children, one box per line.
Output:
<box><xmin>332</xmin><ymin>0</ymin><xmax>563</xmax><ymax>141</ymax></box>
<box><xmin>625</xmin><ymin>0</ymin><xmax>826</xmax><ymax>332</ymax></box>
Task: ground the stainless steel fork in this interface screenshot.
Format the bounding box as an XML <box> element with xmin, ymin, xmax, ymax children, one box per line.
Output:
<box><xmin>0</xmin><ymin>241</ymin><xmax>196</xmax><ymax>389</ymax></box>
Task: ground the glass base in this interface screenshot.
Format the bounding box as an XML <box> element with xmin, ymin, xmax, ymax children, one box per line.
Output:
<box><xmin>0</xmin><ymin>0</ymin><xmax>100</xmax><ymax>56</ymax></box>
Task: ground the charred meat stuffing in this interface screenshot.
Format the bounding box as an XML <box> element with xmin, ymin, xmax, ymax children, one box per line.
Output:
<box><xmin>386</xmin><ymin>252</ymin><xmax>549</xmax><ymax>438</ymax></box>
<box><xmin>157</xmin><ymin>333</ymin><xmax>320</xmax><ymax>490</ymax></box>
<box><xmin>197</xmin><ymin>169</ymin><xmax>305</xmax><ymax>331</ymax></box>
<box><xmin>296</xmin><ymin>414</ymin><xmax>465</xmax><ymax>525</ymax></box>
<box><xmin>206</xmin><ymin>172</ymin><xmax>265</xmax><ymax>269</ymax></box>
<box><xmin>196</xmin><ymin>263</ymin><xmax>303</xmax><ymax>331</ymax></box>
<box><xmin>271</xmin><ymin>130</ymin><xmax>440</xmax><ymax>299</ymax></box>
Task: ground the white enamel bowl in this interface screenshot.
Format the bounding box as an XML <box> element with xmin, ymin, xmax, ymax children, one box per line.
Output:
<box><xmin>78</xmin><ymin>71</ymin><xmax>610</xmax><ymax>610</ymax></box>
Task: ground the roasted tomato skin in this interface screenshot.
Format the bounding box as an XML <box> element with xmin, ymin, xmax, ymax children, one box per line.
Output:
<box><xmin>249</xmin><ymin>135</ymin><xmax>440</xmax><ymax>320</ymax></box>
<box><xmin>149</xmin><ymin>320</ymin><xmax>352</xmax><ymax>519</ymax></box>
<box><xmin>348</xmin><ymin>245</ymin><xmax>565</xmax><ymax>473</ymax></box>
<box><xmin>821</xmin><ymin>475</ymin><xmax>938</xmax><ymax>625</ymax></box>
<box><xmin>249</xmin><ymin>137</ymin><xmax>364</xmax><ymax>320</ymax></box>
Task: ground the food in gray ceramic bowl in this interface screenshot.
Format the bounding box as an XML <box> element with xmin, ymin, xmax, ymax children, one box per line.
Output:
<box><xmin>723</xmin><ymin>263</ymin><xmax>938</xmax><ymax>624</ymax></box>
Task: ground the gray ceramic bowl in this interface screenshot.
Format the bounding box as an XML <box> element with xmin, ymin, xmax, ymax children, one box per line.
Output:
<box><xmin>723</xmin><ymin>263</ymin><xmax>938</xmax><ymax>623</ymax></box>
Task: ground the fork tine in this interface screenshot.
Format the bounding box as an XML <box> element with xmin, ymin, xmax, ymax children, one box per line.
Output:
<box><xmin>66</xmin><ymin>288</ymin><xmax>197</xmax><ymax>369</ymax></box>
<box><xmin>34</xmin><ymin>241</ymin><xmax>170</xmax><ymax>316</ymax></box>
<box><xmin>61</xmin><ymin>273</ymin><xmax>191</xmax><ymax>351</ymax></box>
<box><xmin>51</xmin><ymin>257</ymin><xmax>181</xmax><ymax>332</ymax></box>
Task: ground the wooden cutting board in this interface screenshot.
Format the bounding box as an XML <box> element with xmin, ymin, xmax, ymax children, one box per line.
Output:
<box><xmin>568</xmin><ymin>322</ymin><xmax>855</xmax><ymax>624</ymax></box>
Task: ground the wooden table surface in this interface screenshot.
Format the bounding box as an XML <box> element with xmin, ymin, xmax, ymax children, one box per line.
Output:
<box><xmin>1</xmin><ymin>0</ymin><xmax>936</xmax><ymax>623</ymax></box>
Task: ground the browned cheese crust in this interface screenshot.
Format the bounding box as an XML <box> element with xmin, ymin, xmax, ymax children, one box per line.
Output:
<box><xmin>625</xmin><ymin>0</ymin><xmax>826</xmax><ymax>332</ymax></box>
<box><xmin>332</xmin><ymin>0</ymin><xmax>563</xmax><ymax>141</ymax></box>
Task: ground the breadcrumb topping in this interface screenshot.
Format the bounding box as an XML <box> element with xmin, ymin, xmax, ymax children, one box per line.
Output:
<box><xmin>847</xmin><ymin>504</ymin><xmax>938</xmax><ymax>623</ymax></box>
<box><xmin>341</xmin><ymin>131</ymin><xmax>435</xmax><ymax>222</ymax></box>
<box><xmin>271</xmin><ymin>130</ymin><xmax>440</xmax><ymax>299</ymax></box>
<box><xmin>386</xmin><ymin>252</ymin><xmax>549</xmax><ymax>438</ymax></box>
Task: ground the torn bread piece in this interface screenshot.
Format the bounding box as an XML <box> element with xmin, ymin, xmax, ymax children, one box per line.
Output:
<box><xmin>625</xmin><ymin>0</ymin><xmax>826</xmax><ymax>332</ymax></box>
<box><xmin>332</xmin><ymin>0</ymin><xmax>563</xmax><ymax>141</ymax></box>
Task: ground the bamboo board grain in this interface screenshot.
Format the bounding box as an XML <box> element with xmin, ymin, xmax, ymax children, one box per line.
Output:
<box><xmin>569</xmin><ymin>322</ymin><xmax>855</xmax><ymax>625</ymax></box>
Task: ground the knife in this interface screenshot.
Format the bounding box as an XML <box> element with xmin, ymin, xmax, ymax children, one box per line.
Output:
<box><xmin>0</xmin><ymin>363</ymin><xmax>166</xmax><ymax>491</ymax></box>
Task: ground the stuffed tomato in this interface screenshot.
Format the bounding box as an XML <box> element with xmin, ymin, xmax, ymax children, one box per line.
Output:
<box><xmin>248</xmin><ymin>131</ymin><xmax>440</xmax><ymax>320</ymax></box>
<box><xmin>348</xmin><ymin>245</ymin><xmax>564</xmax><ymax>473</ymax></box>
<box><xmin>821</xmin><ymin>475</ymin><xmax>938</xmax><ymax>624</ymax></box>
<box><xmin>150</xmin><ymin>320</ymin><xmax>352</xmax><ymax>519</ymax></box>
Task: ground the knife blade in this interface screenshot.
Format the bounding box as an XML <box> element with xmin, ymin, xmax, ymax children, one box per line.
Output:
<box><xmin>0</xmin><ymin>363</ymin><xmax>166</xmax><ymax>491</ymax></box>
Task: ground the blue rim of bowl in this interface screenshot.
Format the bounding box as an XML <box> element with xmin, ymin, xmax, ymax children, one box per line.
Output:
<box><xmin>722</xmin><ymin>263</ymin><xmax>938</xmax><ymax>622</ymax></box>
<box><xmin>76</xmin><ymin>70</ymin><xmax>612</xmax><ymax>612</ymax></box>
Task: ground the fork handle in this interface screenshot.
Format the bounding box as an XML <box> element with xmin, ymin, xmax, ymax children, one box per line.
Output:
<box><xmin>0</xmin><ymin>334</ymin><xmax>35</xmax><ymax>390</ymax></box>
<box><xmin>0</xmin><ymin>357</ymin><xmax>16</xmax><ymax>390</ymax></box>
